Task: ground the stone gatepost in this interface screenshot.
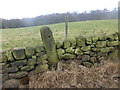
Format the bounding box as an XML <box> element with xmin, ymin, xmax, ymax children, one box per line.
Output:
<box><xmin>40</xmin><ymin>26</ymin><xmax>59</xmax><ymax>70</ymax></box>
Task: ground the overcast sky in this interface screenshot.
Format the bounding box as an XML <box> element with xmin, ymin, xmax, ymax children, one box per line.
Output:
<box><xmin>0</xmin><ymin>0</ymin><xmax>119</xmax><ymax>19</ymax></box>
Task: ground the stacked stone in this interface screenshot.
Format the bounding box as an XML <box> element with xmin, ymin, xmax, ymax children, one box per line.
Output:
<box><xmin>0</xmin><ymin>32</ymin><xmax>119</xmax><ymax>88</ymax></box>
<box><xmin>0</xmin><ymin>46</ymin><xmax>48</xmax><ymax>88</ymax></box>
<box><xmin>56</xmin><ymin>32</ymin><xmax>119</xmax><ymax>67</ymax></box>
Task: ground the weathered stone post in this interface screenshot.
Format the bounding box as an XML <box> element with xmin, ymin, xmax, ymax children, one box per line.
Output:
<box><xmin>40</xmin><ymin>26</ymin><xmax>59</xmax><ymax>70</ymax></box>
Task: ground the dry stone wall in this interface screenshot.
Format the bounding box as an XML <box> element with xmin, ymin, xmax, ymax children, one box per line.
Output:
<box><xmin>0</xmin><ymin>32</ymin><xmax>119</xmax><ymax>88</ymax></box>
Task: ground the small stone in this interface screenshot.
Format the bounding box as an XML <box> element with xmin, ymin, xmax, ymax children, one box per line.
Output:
<box><xmin>27</xmin><ymin>59</ymin><xmax>36</xmax><ymax>66</ymax></box>
<box><xmin>6</xmin><ymin>50</ymin><xmax>14</xmax><ymax>62</ymax></box>
<box><xmin>106</xmin><ymin>41</ymin><xmax>110</xmax><ymax>46</ymax></box>
<box><xmin>75</xmin><ymin>48</ymin><xmax>83</xmax><ymax>55</ymax></box>
<box><xmin>25</xmin><ymin>47</ymin><xmax>35</xmax><ymax>58</ymax></box>
<box><xmin>5</xmin><ymin>66</ymin><xmax>18</xmax><ymax>73</ymax></box>
<box><xmin>90</xmin><ymin>57</ymin><xmax>97</xmax><ymax>63</ymax></box>
<box><xmin>83</xmin><ymin>51</ymin><xmax>90</xmax><ymax>54</ymax></box>
<box><xmin>3</xmin><ymin>79</ymin><xmax>20</xmax><ymax>88</ymax></box>
<box><xmin>113</xmin><ymin>32</ymin><xmax>119</xmax><ymax>41</ymax></box>
<box><xmin>100</xmin><ymin>47</ymin><xmax>111</xmax><ymax>52</ymax></box>
<box><xmin>36</xmin><ymin>52</ymin><xmax>45</xmax><ymax>57</ymax></box>
<box><xmin>37</xmin><ymin>59</ymin><xmax>48</xmax><ymax>65</ymax></box>
<box><xmin>82</xmin><ymin>55</ymin><xmax>90</xmax><ymax>61</ymax></box>
<box><xmin>32</xmin><ymin>55</ymin><xmax>37</xmax><ymax>59</ymax></box>
<box><xmin>92</xmin><ymin>36</ymin><xmax>98</xmax><ymax>43</ymax></box>
<box><xmin>98</xmin><ymin>35</ymin><xmax>107</xmax><ymax>41</ymax></box>
<box><xmin>83</xmin><ymin>62</ymin><xmax>93</xmax><ymax>68</ymax></box>
<box><xmin>35</xmin><ymin>64</ymin><xmax>48</xmax><ymax>73</ymax></box>
<box><xmin>2</xmin><ymin>73</ymin><xmax>9</xmax><ymax>83</ymax></box>
<box><xmin>37</xmin><ymin>54</ymin><xmax>47</xmax><ymax>64</ymax></box>
<box><xmin>63</xmin><ymin>40</ymin><xmax>71</xmax><ymax>49</ymax></box>
<box><xmin>2</xmin><ymin>64</ymin><xmax>10</xmax><ymax>70</ymax></box>
<box><xmin>92</xmin><ymin>43</ymin><xmax>96</xmax><ymax>45</ymax></box>
<box><xmin>96</xmin><ymin>41</ymin><xmax>106</xmax><ymax>48</ymax></box>
<box><xmin>81</xmin><ymin>46</ymin><xmax>91</xmax><ymax>51</ymax></box>
<box><xmin>91</xmin><ymin>48</ymin><xmax>100</xmax><ymax>52</ymax></box>
<box><xmin>90</xmin><ymin>45</ymin><xmax>95</xmax><ymax>48</ymax></box>
<box><xmin>21</xmin><ymin>65</ymin><xmax>35</xmax><ymax>71</ymax></box>
<box><xmin>61</xmin><ymin>53</ymin><xmax>76</xmax><ymax>60</ymax></box>
<box><xmin>107</xmin><ymin>41</ymin><xmax>118</xmax><ymax>46</ymax></box>
<box><xmin>12</xmin><ymin>48</ymin><xmax>26</xmax><ymax>60</ymax></box>
<box><xmin>1</xmin><ymin>53</ymin><xmax>8</xmax><ymax>63</ymax></box>
<box><xmin>76</xmin><ymin>36</ymin><xmax>85</xmax><ymax>46</ymax></box>
<box><xmin>57</xmin><ymin>49</ymin><xmax>65</xmax><ymax>58</ymax></box>
<box><xmin>11</xmin><ymin>60</ymin><xmax>27</xmax><ymax>67</ymax></box>
<box><xmin>56</xmin><ymin>41</ymin><xmax>62</xmax><ymax>49</ymax></box>
<box><xmin>97</xmin><ymin>52</ymin><xmax>108</xmax><ymax>57</ymax></box>
<box><xmin>90</xmin><ymin>52</ymin><xmax>97</xmax><ymax>57</ymax></box>
<box><xmin>35</xmin><ymin>46</ymin><xmax>44</xmax><ymax>53</ymax></box>
<box><xmin>76</xmin><ymin>55</ymin><xmax>82</xmax><ymax>60</ymax></box>
<box><xmin>70</xmin><ymin>38</ymin><xmax>76</xmax><ymax>48</ymax></box>
<box><xmin>86</xmin><ymin>37</ymin><xmax>92</xmax><ymax>44</ymax></box>
<box><xmin>108</xmin><ymin>34</ymin><xmax>115</xmax><ymax>41</ymax></box>
<box><xmin>65</xmin><ymin>47</ymin><xmax>75</xmax><ymax>54</ymax></box>
<box><xmin>9</xmin><ymin>71</ymin><xmax>28</xmax><ymax>79</ymax></box>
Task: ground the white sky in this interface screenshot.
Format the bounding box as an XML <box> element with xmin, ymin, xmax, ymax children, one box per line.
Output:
<box><xmin>0</xmin><ymin>0</ymin><xmax>119</xmax><ymax>19</ymax></box>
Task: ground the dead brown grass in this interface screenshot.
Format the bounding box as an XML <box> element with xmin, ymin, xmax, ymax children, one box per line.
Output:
<box><xmin>20</xmin><ymin>59</ymin><xmax>119</xmax><ymax>88</ymax></box>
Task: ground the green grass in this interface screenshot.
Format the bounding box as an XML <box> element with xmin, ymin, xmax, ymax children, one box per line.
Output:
<box><xmin>1</xmin><ymin>20</ymin><xmax>118</xmax><ymax>51</ymax></box>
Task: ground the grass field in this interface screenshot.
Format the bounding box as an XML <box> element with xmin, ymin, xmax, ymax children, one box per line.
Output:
<box><xmin>1</xmin><ymin>20</ymin><xmax>118</xmax><ymax>51</ymax></box>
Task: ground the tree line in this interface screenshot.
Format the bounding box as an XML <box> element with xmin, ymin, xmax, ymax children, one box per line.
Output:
<box><xmin>1</xmin><ymin>8</ymin><xmax>118</xmax><ymax>29</ymax></box>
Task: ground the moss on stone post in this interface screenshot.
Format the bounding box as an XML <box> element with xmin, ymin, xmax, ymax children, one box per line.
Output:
<box><xmin>40</xmin><ymin>26</ymin><xmax>59</xmax><ymax>70</ymax></box>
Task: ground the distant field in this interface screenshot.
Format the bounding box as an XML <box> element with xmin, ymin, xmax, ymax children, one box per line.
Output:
<box><xmin>1</xmin><ymin>20</ymin><xmax>118</xmax><ymax>51</ymax></box>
